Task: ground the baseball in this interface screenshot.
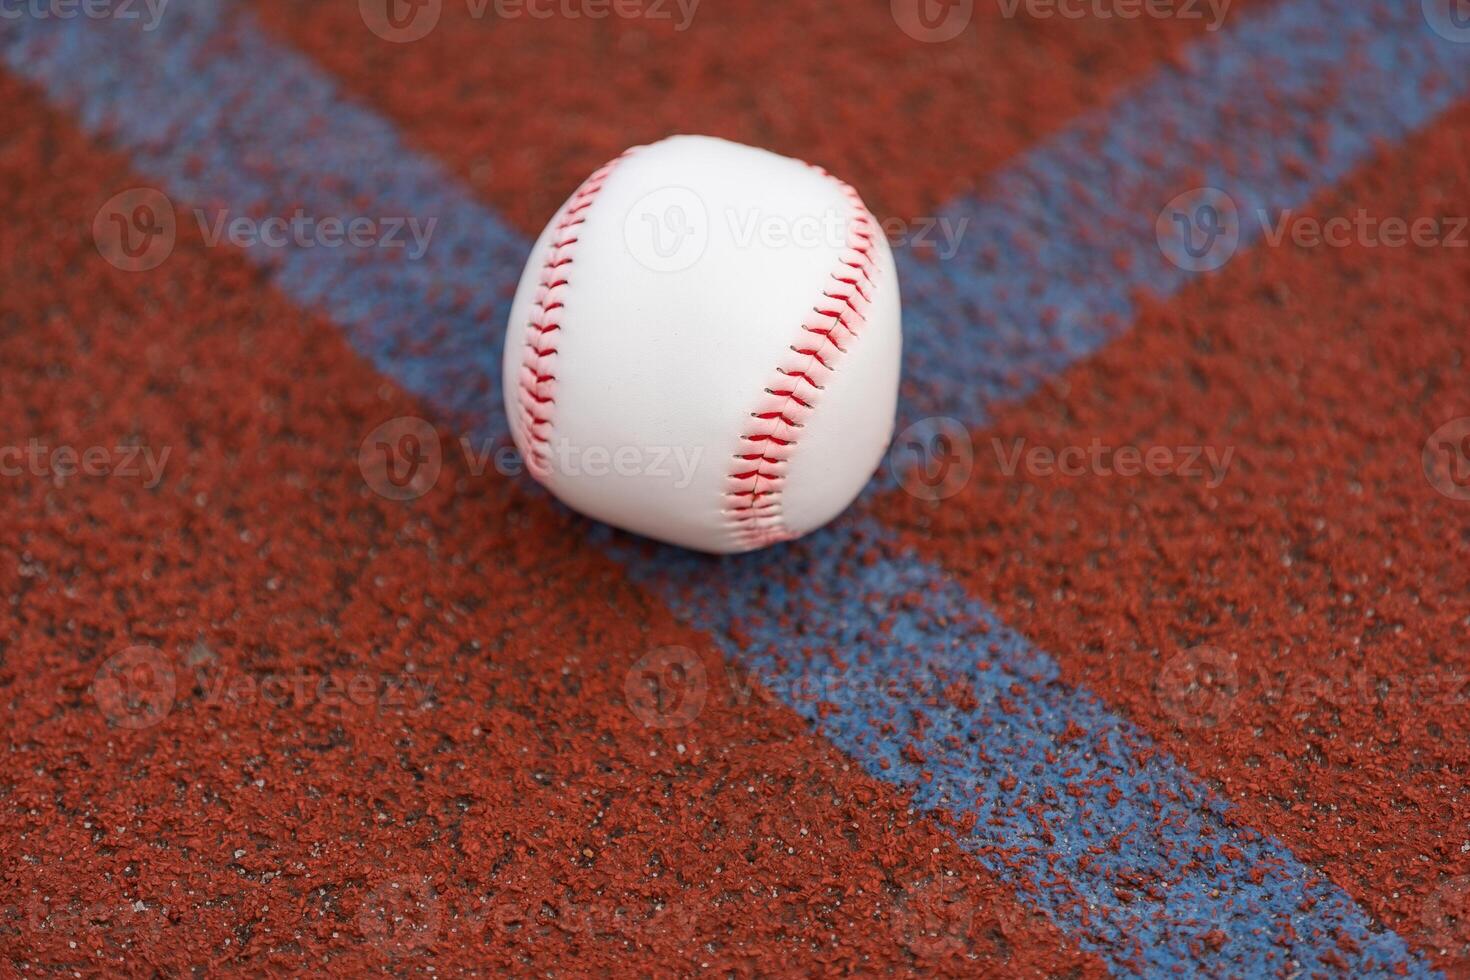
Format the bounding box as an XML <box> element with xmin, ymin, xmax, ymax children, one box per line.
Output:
<box><xmin>503</xmin><ymin>135</ymin><xmax>902</xmax><ymax>554</ymax></box>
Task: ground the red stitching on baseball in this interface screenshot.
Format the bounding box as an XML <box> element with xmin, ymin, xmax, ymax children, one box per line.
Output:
<box><xmin>514</xmin><ymin>153</ymin><xmax>630</xmax><ymax>476</ymax></box>
<box><xmin>723</xmin><ymin>177</ymin><xmax>881</xmax><ymax>550</ymax></box>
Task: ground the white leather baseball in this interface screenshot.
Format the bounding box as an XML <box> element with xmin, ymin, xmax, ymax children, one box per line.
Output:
<box><xmin>503</xmin><ymin>135</ymin><xmax>902</xmax><ymax>554</ymax></box>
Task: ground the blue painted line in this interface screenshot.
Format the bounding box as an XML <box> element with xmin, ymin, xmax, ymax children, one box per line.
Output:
<box><xmin>612</xmin><ymin>521</ymin><xmax>1432</xmax><ymax>975</ymax></box>
<box><xmin>5</xmin><ymin>0</ymin><xmax>1462</xmax><ymax>974</ymax></box>
<box><xmin>897</xmin><ymin>2</ymin><xmax>1470</xmax><ymax>429</ymax></box>
<box><xmin>0</xmin><ymin>1</ymin><xmax>523</xmax><ymax>433</ymax></box>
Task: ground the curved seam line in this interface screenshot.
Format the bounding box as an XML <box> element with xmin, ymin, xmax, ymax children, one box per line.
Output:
<box><xmin>514</xmin><ymin>150</ymin><xmax>634</xmax><ymax>476</ymax></box>
<box><xmin>722</xmin><ymin>172</ymin><xmax>881</xmax><ymax>551</ymax></box>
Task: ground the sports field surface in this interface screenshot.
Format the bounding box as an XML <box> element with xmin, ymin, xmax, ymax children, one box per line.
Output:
<box><xmin>2</xmin><ymin>1</ymin><xmax>1469</xmax><ymax>975</ymax></box>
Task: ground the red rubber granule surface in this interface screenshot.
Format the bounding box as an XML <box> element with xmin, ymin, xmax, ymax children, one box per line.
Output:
<box><xmin>880</xmin><ymin>99</ymin><xmax>1470</xmax><ymax>971</ymax></box>
<box><xmin>251</xmin><ymin>0</ymin><xmax>1269</xmax><ymax>232</ymax></box>
<box><xmin>0</xmin><ymin>73</ymin><xmax>1103</xmax><ymax>977</ymax></box>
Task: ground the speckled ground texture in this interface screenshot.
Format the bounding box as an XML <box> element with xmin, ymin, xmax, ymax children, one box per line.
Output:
<box><xmin>2</xmin><ymin>0</ymin><xmax>1469</xmax><ymax>977</ymax></box>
